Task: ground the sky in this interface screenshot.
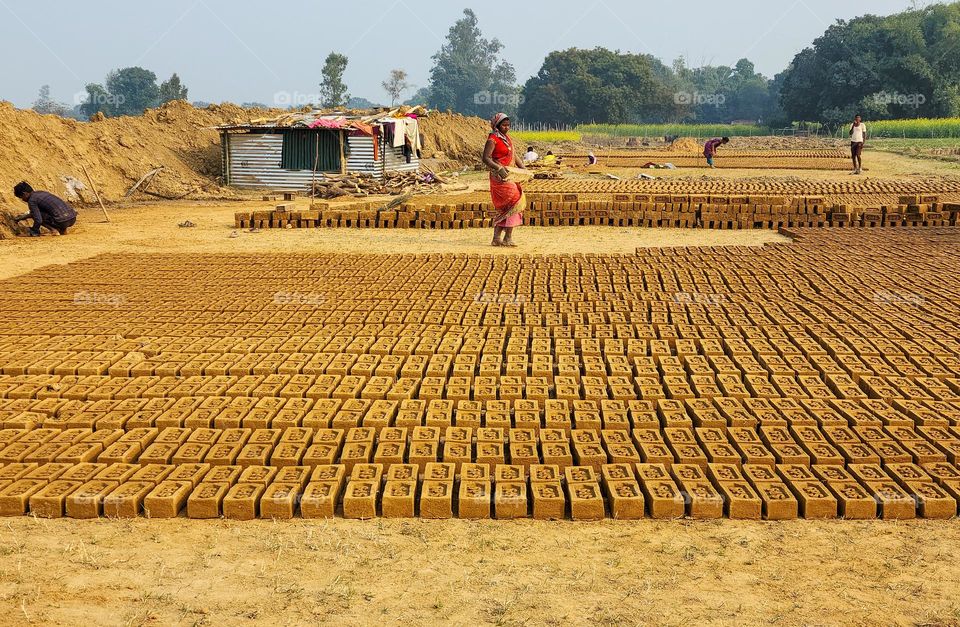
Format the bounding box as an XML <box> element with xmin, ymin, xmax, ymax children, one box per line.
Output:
<box><xmin>0</xmin><ymin>0</ymin><xmax>935</xmax><ymax>109</ymax></box>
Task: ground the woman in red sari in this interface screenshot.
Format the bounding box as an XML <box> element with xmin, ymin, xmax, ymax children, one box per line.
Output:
<box><xmin>482</xmin><ymin>112</ymin><xmax>526</xmax><ymax>247</ymax></box>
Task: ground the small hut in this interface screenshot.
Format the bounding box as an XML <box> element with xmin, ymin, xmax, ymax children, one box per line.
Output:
<box><xmin>218</xmin><ymin>109</ymin><xmax>424</xmax><ymax>190</ymax></box>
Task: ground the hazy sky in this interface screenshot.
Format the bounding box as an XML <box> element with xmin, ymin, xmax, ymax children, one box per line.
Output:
<box><xmin>0</xmin><ymin>0</ymin><xmax>932</xmax><ymax>109</ymax></box>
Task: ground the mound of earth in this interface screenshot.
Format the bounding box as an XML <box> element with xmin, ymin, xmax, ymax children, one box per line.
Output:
<box><xmin>669</xmin><ymin>137</ymin><xmax>704</xmax><ymax>152</ymax></box>
<box><xmin>0</xmin><ymin>100</ymin><xmax>271</xmax><ymax>208</ymax></box>
<box><xmin>0</xmin><ymin>100</ymin><xmax>492</xmax><ymax>211</ymax></box>
<box><xmin>419</xmin><ymin>112</ymin><xmax>489</xmax><ymax>165</ymax></box>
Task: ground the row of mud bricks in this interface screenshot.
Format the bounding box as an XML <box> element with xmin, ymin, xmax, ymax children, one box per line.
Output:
<box><xmin>235</xmin><ymin>195</ymin><xmax>958</xmax><ymax>230</ymax></box>
<box><xmin>2</xmin><ymin>459</ymin><xmax>958</xmax><ymax>521</ymax></box>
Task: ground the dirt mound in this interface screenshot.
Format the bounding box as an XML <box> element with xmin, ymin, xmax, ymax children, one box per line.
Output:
<box><xmin>0</xmin><ymin>102</ymin><xmax>491</xmax><ymax>210</ymax></box>
<box><xmin>0</xmin><ymin>100</ymin><xmax>280</xmax><ymax>208</ymax></box>
<box><xmin>419</xmin><ymin>112</ymin><xmax>489</xmax><ymax>165</ymax></box>
<box><xmin>669</xmin><ymin>137</ymin><xmax>704</xmax><ymax>153</ymax></box>
<box><xmin>0</xmin><ymin>207</ymin><xmax>21</xmax><ymax>239</ymax></box>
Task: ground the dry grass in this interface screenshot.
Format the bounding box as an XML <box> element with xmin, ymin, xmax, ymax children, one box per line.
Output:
<box><xmin>2</xmin><ymin>517</ymin><xmax>960</xmax><ymax>626</ymax></box>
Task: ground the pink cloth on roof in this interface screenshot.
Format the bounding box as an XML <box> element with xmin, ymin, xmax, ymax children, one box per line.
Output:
<box><xmin>308</xmin><ymin>117</ymin><xmax>346</xmax><ymax>129</ymax></box>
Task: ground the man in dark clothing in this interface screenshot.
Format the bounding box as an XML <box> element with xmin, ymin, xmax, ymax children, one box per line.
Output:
<box><xmin>13</xmin><ymin>181</ymin><xmax>77</xmax><ymax>236</ymax></box>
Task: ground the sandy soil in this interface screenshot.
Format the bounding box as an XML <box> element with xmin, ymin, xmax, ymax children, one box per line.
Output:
<box><xmin>0</xmin><ymin>201</ymin><xmax>786</xmax><ymax>280</ymax></box>
<box><xmin>2</xmin><ymin>517</ymin><xmax>958</xmax><ymax>626</ymax></box>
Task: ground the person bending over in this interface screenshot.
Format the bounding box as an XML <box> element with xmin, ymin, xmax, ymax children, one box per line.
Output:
<box><xmin>13</xmin><ymin>181</ymin><xmax>77</xmax><ymax>236</ymax></box>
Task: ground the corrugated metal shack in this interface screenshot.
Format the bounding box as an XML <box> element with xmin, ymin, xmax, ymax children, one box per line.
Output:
<box><xmin>218</xmin><ymin>109</ymin><xmax>423</xmax><ymax>190</ymax></box>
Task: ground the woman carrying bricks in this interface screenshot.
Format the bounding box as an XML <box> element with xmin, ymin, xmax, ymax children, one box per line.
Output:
<box><xmin>482</xmin><ymin>112</ymin><xmax>527</xmax><ymax>247</ymax></box>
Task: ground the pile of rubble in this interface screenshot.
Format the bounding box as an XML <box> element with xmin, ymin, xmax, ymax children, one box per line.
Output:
<box><xmin>310</xmin><ymin>170</ymin><xmax>449</xmax><ymax>199</ymax></box>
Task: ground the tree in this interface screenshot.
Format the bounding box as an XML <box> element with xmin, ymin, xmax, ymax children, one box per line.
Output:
<box><xmin>106</xmin><ymin>67</ymin><xmax>160</xmax><ymax>116</ymax></box>
<box><xmin>428</xmin><ymin>9</ymin><xmax>519</xmax><ymax>117</ymax></box>
<box><xmin>778</xmin><ymin>2</ymin><xmax>960</xmax><ymax>123</ymax></box>
<box><xmin>519</xmin><ymin>48</ymin><xmax>680</xmax><ymax>125</ymax></box>
<box><xmin>320</xmin><ymin>53</ymin><xmax>350</xmax><ymax>108</ymax></box>
<box><xmin>382</xmin><ymin>69</ymin><xmax>410</xmax><ymax>106</ymax></box>
<box><xmin>79</xmin><ymin>83</ymin><xmax>114</xmax><ymax>118</ymax></box>
<box><xmin>32</xmin><ymin>85</ymin><xmax>68</xmax><ymax>116</ymax></box>
<box><xmin>404</xmin><ymin>86</ymin><xmax>432</xmax><ymax>106</ymax></box>
<box><xmin>158</xmin><ymin>73</ymin><xmax>189</xmax><ymax>104</ymax></box>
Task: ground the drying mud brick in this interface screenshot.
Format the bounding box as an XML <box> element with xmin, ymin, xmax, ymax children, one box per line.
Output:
<box><xmin>222</xmin><ymin>483</ymin><xmax>266</xmax><ymax>521</ymax></box>
<box><xmin>29</xmin><ymin>480</ymin><xmax>83</xmax><ymax>518</ymax></box>
<box><xmin>604</xmin><ymin>480</ymin><xmax>645</xmax><ymax>520</ymax></box>
<box><xmin>789</xmin><ymin>481</ymin><xmax>838</xmax><ymax>519</ymax></box>
<box><xmin>237</xmin><ymin>465</ymin><xmax>278</xmax><ymax>485</ymax></box>
<box><xmin>826</xmin><ymin>481</ymin><xmax>877</xmax><ymax>520</ymax></box>
<box><xmin>568</xmin><ymin>481</ymin><xmax>605</xmax><ymax>521</ymax></box>
<box><xmin>102</xmin><ymin>481</ymin><xmax>155</xmax><ymax>518</ymax></box>
<box><xmin>144</xmin><ymin>480</ymin><xmax>194</xmax><ymax>518</ymax></box>
<box><xmin>384</xmin><ymin>464</ymin><xmax>417</xmax><ymax>482</ymax></box>
<box><xmin>61</xmin><ymin>463</ymin><xmax>107</xmax><ymax>483</ymax></box>
<box><xmin>906</xmin><ymin>481</ymin><xmax>956</xmax><ymax>519</ymax></box>
<box><xmin>186</xmin><ymin>482</ymin><xmax>230</xmax><ymax>519</ymax></box>
<box><xmin>420</xmin><ymin>480</ymin><xmax>454</xmax><ymax>519</ymax></box>
<box><xmin>25</xmin><ymin>462</ymin><xmax>72</xmax><ymax>482</ymax></box>
<box><xmin>495</xmin><ymin>464</ymin><xmax>525</xmax><ymax>484</ymax></box>
<box><xmin>203</xmin><ymin>465</ymin><xmax>242</xmax><ymax>485</ymax></box>
<box><xmin>495</xmin><ymin>481</ymin><xmax>528</xmax><ymax>520</ymax></box>
<box><xmin>461</xmin><ymin>463</ymin><xmax>491</xmax><ymax>482</ymax></box>
<box><xmin>65</xmin><ymin>480</ymin><xmax>119</xmax><ymax>519</ymax></box>
<box><xmin>260</xmin><ymin>483</ymin><xmax>301</xmax><ymax>519</ymax></box>
<box><xmin>167</xmin><ymin>463</ymin><xmax>211</xmax><ymax>488</ymax></box>
<box><xmin>300</xmin><ymin>481</ymin><xmax>342</xmax><ymax>519</ymax></box>
<box><xmin>382</xmin><ymin>480</ymin><xmax>417</xmax><ymax>518</ymax></box>
<box><xmin>753</xmin><ymin>482</ymin><xmax>799</xmax><ymax>520</ymax></box>
<box><xmin>343</xmin><ymin>480</ymin><xmax>379</xmax><ymax>519</ymax></box>
<box><xmin>95</xmin><ymin>463</ymin><xmax>141</xmax><ymax>484</ymax></box>
<box><xmin>274</xmin><ymin>466</ymin><xmax>311</xmax><ymax>489</ymax></box>
<box><xmin>564</xmin><ymin>466</ymin><xmax>598</xmax><ymax>485</ymax></box>
<box><xmin>682</xmin><ymin>481</ymin><xmax>725</xmax><ymax>519</ymax></box>
<box><xmin>407</xmin><ymin>441</ymin><xmax>439</xmax><ymax>472</ymax></box>
<box><xmin>716</xmin><ymin>481</ymin><xmax>762</xmax><ymax>520</ymax></box>
<box><xmin>458</xmin><ymin>480</ymin><xmax>491</xmax><ymax>519</ymax></box>
<box><xmin>530</xmin><ymin>464</ymin><xmax>563</xmax><ymax>484</ymax></box>
<box><xmin>424</xmin><ymin>462</ymin><xmax>457</xmax><ymax>483</ymax></box>
<box><xmin>865</xmin><ymin>482</ymin><xmax>917</xmax><ymax>520</ymax></box>
<box><xmin>0</xmin><ymin>479</ymin><xmax>47</xmax><ymax>515</ymax></box>
<box><xmin>531</xmin><ymin>481</ymin><xmax>566</xmax><ymax>520</ymax></box>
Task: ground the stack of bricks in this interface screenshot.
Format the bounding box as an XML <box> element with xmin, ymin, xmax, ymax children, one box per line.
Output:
<box><xmin>235</xmin><ymin>194</ymin><xmax>957</xmax><ymax>231</ymax></box>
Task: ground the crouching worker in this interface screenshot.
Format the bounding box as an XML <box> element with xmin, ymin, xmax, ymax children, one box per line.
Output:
<box><xmin>13</xmin><ymin>181</ymin><xmax>77</xmax><ymax>236</ymax></box>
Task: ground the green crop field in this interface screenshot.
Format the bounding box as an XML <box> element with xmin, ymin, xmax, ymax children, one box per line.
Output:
<box><xmin>837</xmin><ymin>118</ymin><xmax>960</xmax><ymax>139</ymax></box>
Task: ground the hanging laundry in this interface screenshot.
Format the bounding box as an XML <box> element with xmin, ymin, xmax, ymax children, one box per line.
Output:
<box><xmin>392</xmin><ymin>118</ymin><xmax>408</xmax><ymax>148</ymax></box>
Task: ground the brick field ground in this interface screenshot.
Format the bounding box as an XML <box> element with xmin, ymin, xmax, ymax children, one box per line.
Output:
<box><xmin>2</xmin><ymin>202</ymin><xmax>960</xmax><ymax>622</ymax></box>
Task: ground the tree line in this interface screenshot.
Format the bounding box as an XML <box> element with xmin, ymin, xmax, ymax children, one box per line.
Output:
<box><xmin>32</xmin><ymin>3</ymin><xmax>960</xmax><ymax>125</ymax></box>
<box><xmin>33</xmin><ymin>69</ymin><xmax>188</xmax><ymax>119</ymax></box>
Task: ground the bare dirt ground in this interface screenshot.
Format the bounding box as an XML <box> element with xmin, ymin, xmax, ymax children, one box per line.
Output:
<box><xmin>1</xmin><ymin>147</ymin><xmax>958</xmax><ymax>626</ymax></box>
<box><xmin>2</xmin><ymin>517</ymin><xmax>959</xmax><ymax>626</ymax></box>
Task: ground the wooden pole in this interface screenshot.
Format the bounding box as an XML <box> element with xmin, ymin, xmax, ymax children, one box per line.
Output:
<box><xmin>81</xmin><ymin>164</ymin><xmax>111</xmax><ymax>223</ymax></box>
<box><xmin>310</xmin><ymin>131</ymin><xmax>320</xmax><ymax>210</ymax></box>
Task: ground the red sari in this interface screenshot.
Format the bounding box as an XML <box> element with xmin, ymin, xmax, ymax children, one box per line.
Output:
<box><xmin>488</xmin><ymin>132</ymin><xmax>524</xmax><ymax>227</ymax></box>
